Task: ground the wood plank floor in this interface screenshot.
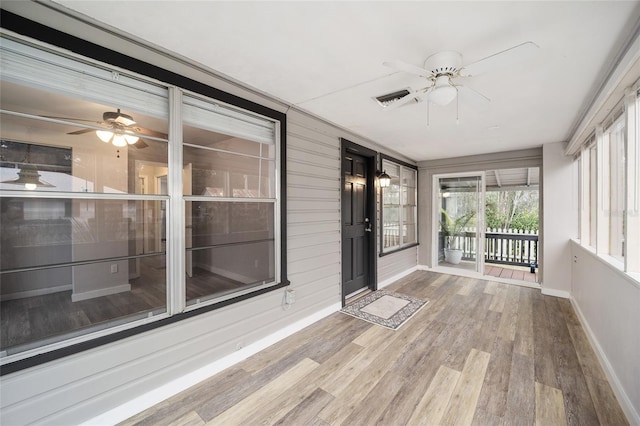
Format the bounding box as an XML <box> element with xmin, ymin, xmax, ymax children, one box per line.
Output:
<box><xmin>120</xmin><ymin>271</ymin><xmax>627</xmax><ymax>426</ymax></box>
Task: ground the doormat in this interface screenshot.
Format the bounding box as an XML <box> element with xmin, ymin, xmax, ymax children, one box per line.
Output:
<box><xmin>341</xmin><ymin>290</ymin><xmax>427</xmax><ymax>330</ymax></box>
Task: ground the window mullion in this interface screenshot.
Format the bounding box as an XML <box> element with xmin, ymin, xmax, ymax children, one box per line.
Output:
<box><xmin>625</xmin><ymin>88</ymin><xmax>640</xmax><ymax>273</ymax></box>
<box><xmin>595</xmin><ymin>125</ymin><xmax>609</xmax><ymax>255</ymax></box>
<box><xmin>399</xmin><ymin>166</ymin><xmax>405</xmax><ymax>247</ymax></box>
<box><xmin>167</xmin><ymin>87</ymin><xmax>185</xmax><ymax>314</ymax></box>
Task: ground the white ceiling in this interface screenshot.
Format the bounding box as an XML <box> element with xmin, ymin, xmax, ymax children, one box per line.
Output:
<box><xmin>53</xmin><ymin>1</ymin><xmax>640</xmax><ymax>161</ymax></box>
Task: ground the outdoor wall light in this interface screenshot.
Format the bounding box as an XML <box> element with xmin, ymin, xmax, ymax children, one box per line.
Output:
<box><xmin>378</xmin><ymin>170</ymin><xmax>391</xmax><ymax>188</ymax></box>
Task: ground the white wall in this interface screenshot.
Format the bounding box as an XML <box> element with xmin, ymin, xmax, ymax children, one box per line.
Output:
<box><xmin>541</xmin><ymin>142</ymin><xmax>579</xmax><ymax>297</ymax></box>
<box><xmin>571</xmin><ymin>241</ymin><xmax>640</xmax><ymax>424</ymax></box>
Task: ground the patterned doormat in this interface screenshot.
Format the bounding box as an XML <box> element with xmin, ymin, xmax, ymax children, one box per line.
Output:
<box><xmin>341</xmin><ymin>290</ymin><xmax>427</xmax><ymax>330</ymax></box>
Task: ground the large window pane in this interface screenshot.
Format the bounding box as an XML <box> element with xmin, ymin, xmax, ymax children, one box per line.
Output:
<box><xmin>186</xmin><ymin>201</ymin><xmax>275</xmax><ymax>305</ymax></box>
<box><xmin>381</xmin><ymin>159</ymin><xmax>417</xmax><ymax>252</ymax></box>
<box><xmin>608</xmin><ymin>119</ymin><xmax>625</xmax><ymax>261</ymax></box>
<box><xmin>184</xmin><ymin>144</ymin><xmax>275</xmax><ymax>198</ymax></box>
<box><xmin>589</xmin><ymin>144</ymin><xmax>597</xmax><ymax>247</ymax></box>
<box><xmin>183</xmin><ymin>93</ymin><xmax>278</xmax><ymax>308</ymax></box>
<box><xmin>1</xmin><ymin>43</ymin><xmax>169</xmax><ymax>195</ymax></box>
<box><xmin>402</xmin><ymin>168</ymin><xmax>418</xmax><ymax>245</ymax></box>
<box><xmin>0</xmin><ymin>197</ymin><xmax>167</xmax><ymax>355</ymax></box>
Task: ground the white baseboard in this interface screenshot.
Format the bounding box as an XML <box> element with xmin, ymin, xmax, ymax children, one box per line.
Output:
<box><xmin>71</xmin><ymin>283</ymin><xmax>131</xmax><ymax>302</ymax></box>
<box><xmin>540</xmin><ymin>287</ymin><xmax>570</xmax><ymax>299</ymax></box>
<box><xmin>569</xmin><ymin>297</ymin><xmax>640</xmax><ymax>425</ymax></box>
<box><xmin>378</xmin><ymin>266</ymin><xmax>419</xmax><ymax>289</ymax></box>
<box><xmin>82</xmin><ymin>301</ymin><xmax>342</xmax><ymax>426</ymax></box>
<box><xmin>0</xmin><ymin>284</ymin><xmax>72</xmax><ymax>301</ymax></box>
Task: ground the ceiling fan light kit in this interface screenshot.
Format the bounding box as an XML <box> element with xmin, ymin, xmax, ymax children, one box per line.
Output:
<box><xmin>382</xmin><ymin>41</ymin><xmax>538</xmax><ymax>116</ymax></box>
<box><xmin>428</xmin><ymin>75</ymin><xmax>457</xmax><ymax>105</ymax></box>
<box><xmin>95</xmin><ymin>129</ymin><xmax>139</xmax><ymax>147</ymax></box>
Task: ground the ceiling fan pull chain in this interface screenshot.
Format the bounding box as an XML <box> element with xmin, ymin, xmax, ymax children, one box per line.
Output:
<box><xmin>456</xmin><ymin>92</ymin><xmax>460</xmax><ymax>125</ymax></box>
<box><xmin>426</xmin><ymin>100</ymin><xmax>430</xmax><ymax>127</ymax></box>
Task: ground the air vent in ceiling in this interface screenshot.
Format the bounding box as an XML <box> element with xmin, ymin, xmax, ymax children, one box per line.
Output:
<box><xmin>374</xmin><ymin>89</ymin><xmax>414</xmax><ymax>108</ymax></box>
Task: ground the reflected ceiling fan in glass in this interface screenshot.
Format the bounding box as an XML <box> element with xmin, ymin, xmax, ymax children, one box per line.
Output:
<box><xmin>48</xmin><ymin>109</ymin><xmax>167</xmax><ymax>149</ymax></box>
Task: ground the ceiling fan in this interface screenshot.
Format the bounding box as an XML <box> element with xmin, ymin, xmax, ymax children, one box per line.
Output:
<box><xmin>61</xmin><ymin>109</ymin><xmax>167</xmax><ymax>148</ymax></box>
<box><xmin>382</xmin><ymin>41</ymin><xmax>539</xmax><ymax>110</ymax></box>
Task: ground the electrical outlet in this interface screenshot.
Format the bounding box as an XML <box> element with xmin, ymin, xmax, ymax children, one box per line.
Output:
<box><xmin>110</xmin><ymin>264</ymin><xmax>118</xmax><ymax>274</ymax></box>
<box><xmin>285</xmin><ymin>288</ymin><xmax>295</xmax><ymax>304</ymax></box>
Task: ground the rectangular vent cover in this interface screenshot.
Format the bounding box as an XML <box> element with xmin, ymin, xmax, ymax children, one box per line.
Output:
<box><xmin>374</xmin><ymin>89</ymin><xmax>412</xmax><ymax>107</ymax></box>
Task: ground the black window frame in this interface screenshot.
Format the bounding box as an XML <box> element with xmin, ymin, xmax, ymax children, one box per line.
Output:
<box><xmin>0</xmin><ymin>10</ymin><xmax>289</xmax><ymax>375</ymax></box>
<box><xmin>379</xmin><ymin>154</ymin><xmax>418</xmax><ymax>257</ymax></box>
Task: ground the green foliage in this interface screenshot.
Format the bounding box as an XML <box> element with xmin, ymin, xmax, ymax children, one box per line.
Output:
<box><xmin>511</xmin><ymin>211</ymin><xmax>539</xmax><ymax>232</ymax></box>
<box><xmin>485</xmin><ymin>190</ymin><xmax>538</xmax><ymax>232</ymax></box>
<box><xmin>440</xmin><ymin>208</ymin><xmax>476</xmax><ymax>249</ymax></box>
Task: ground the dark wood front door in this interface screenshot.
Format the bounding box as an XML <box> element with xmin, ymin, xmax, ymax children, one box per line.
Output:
<box><xmin>342</xmin><ymin>150</ymin><xmax>373</xmax><ymax>298</ymax></box>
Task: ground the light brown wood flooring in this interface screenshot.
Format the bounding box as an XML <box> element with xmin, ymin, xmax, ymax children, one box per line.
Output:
<box><xmin>484</xmin><ymin>265</ymin><xmax>538</xmax><ymax>284</ymax></box>
<box><xmin>121</xmin><ymin>271</ymin><xmax>627</xmax><ymax>426</ymax></box>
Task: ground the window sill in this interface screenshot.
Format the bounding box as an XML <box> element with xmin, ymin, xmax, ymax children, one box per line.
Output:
<box><xmin>379</xmin><ymin>243</ymin><xmax>419</xmax><ymax>257</ymax></box>
<box><xmin>571</xmin><ymin>239</ymin><xmax>640</xmax><ymax>288</ymax></box>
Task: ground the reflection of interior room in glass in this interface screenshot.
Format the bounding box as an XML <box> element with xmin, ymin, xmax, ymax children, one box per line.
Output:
<box><xmin>0</xmin><ymin>140</ymin><xmax>72</xmax><ymax>190</ymax></box>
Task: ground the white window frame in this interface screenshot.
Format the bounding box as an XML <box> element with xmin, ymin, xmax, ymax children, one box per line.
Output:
<box><xmin>575</xmin><ymin>83</ymin><xmax>640</xmax><ymax>281</ymax></box>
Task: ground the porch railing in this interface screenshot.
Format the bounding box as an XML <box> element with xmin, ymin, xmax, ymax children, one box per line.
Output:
<box><xmin>441</xmin><ymin>228</ymin><xmax>538</xmax><ymax>268</ymax></box>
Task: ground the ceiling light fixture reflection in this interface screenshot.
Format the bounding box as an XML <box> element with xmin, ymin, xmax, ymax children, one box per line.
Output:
<box><xmin>96</xmin><ymin>129</ymin><xmax>139</xmax><ymax>147</ymax></box>
<box><xmin>1</xmin><ymin>145</ymin><xmax>54</xmax><ymax>190</ymax></box>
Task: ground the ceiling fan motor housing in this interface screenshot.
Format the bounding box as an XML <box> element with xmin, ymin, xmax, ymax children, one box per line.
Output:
<box><xmin>103</xmin><ymin>110</ymin><xmax>136</xmax><ymax>126</ymax></box>
<box><xmin>423</xmin><ymin>51</ymin><xmax>463</xmax><ymax>77</ymax></box>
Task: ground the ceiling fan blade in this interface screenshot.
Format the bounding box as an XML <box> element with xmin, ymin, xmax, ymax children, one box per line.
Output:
<box><xmin>67</xmin><ymin>128</ymin><xmax>95</xmax><ymax>135</ymax></box>
<box><xmin>41</xmin><ymin>115</ymin><xmax>100</xmax><ymax>123</ymax></box>
<box><xmin>459</xmin><ymin>41</ymin><xmax>539</xmax><ymax>77</ymax></box>
<box><xmin>133</xmin><ymin>126</ymin><xmax>168</xmax><ymax>139</ymax></box>
<box><xmin>456</xmin><ymin>85</ymin><xmax>491</xmax><ymax>111</ymax></box>
<box><xmin>383</xmin><ymin>89</ymin><xmax>427</xmax><ymax>111</ymax></box>
<box><xmin>383</xmin><ymin>60</ymin><xmax>431</xmax><ymax>78</ymax></box>
<box><xmin>132</xmin><ymin>139</ymin><xmax>149</xmax><ymax>149</ymax></box>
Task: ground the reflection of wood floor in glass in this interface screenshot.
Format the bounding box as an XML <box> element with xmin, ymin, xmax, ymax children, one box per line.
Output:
<box><xmin>0</xmin><ymin>259</ymin><xmax>245</xmax><ymax>353</ymax></box>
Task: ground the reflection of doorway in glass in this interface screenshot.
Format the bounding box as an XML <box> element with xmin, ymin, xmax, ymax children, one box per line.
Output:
<box><xmin>434</xmin><ymin>173</ymin><xmax>485</xmax><ymax>274</ymax></box>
